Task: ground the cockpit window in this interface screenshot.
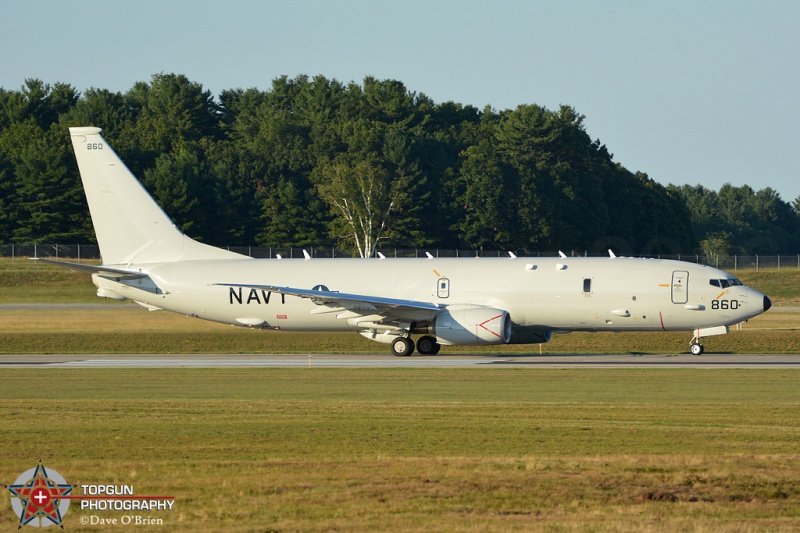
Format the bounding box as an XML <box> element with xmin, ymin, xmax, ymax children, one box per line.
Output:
<box><xmin>709</xmin><ymin>278</ymin><xmax>743</xmax><ymax>288</ymax></box>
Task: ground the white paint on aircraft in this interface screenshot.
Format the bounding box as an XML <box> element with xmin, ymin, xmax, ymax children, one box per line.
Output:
<box><xmin>40</xmin><ymin>127</ymin><xmax>772</xmax><ymax>357</ymax></box>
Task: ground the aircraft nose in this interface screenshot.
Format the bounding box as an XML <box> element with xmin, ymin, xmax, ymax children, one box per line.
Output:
<box><xmin>764</xmin><ymin>295</ymin><xmax>772</xmax><ymax>312</ymax></box>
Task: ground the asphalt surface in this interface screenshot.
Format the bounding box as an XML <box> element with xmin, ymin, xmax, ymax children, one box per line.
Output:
<box><xmin>2</xmin><ymin>353</ymin><xmax>800</xmax><ymax>368</ymax></box>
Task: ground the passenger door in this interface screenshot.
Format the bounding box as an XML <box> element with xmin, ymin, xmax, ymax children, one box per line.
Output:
<box><xmin>671</xmin><ymin>271</ymin><xmax>688</xmax><ymax>304</ymax></box>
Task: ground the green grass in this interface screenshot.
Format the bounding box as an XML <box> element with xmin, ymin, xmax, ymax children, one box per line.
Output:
<box><xmin>737</xmin><ymin>269</ymin><xmax>800</xmax><ymax>304</ymax></box>
<box><xmin>1</xmin><ymin>307</ymin><xmax>798</xmax><ymax>354</ymax></box>
<box><xmin>0</xmin><ymin>257</ymin><xmax>104</xmax><ymax>303</ymax></box>
<box><xmin>1</xmin><ymin>369</ymin><xmax>799</xmax><ymax>531</ymax></box>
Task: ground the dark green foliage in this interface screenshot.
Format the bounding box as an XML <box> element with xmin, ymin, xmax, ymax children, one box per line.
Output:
<box><xmin>670</xmin><ymin>183</ymin><xmax>799</xmax><ymax>254</ymax></box>
<box><xmin>1</xmin><ymin>74</ymin><xmax>797</xmax><ymax>253</ymax></box>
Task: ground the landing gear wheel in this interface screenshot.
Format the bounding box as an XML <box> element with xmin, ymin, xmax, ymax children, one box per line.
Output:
<box><xmin>416</xmin><ymin>335</ymin><xmax>441</xmax><ymax>355</ymax></box>
<box><xmin>690</xmin><ymin>343</ymin><xmax>704</xmax><ymax>356</ymax></box>
<box><xmin>391</xmin><ymin>336</ymin><xmax>415</xmax><ymax>357</ymax></box>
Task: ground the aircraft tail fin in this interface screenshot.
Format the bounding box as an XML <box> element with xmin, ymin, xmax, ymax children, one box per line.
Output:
<box><xmin>69</xmin><ymin>127</ymin><xmax>246</xmax><ymax>265</ymax></box>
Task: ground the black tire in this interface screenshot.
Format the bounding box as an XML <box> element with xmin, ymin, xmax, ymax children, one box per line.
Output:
<box><xmin>416</xmin><ymin>335</ymin><xmax>441</xmax><ymax>355</ymax></box>
<box><xmin>690</xmin><ymin>343</ymin><xmax>704</xmax><ymax>355</ymax></box>
<box><xmin>391</xmin><ymin>337</ymin><xmax>415</xmax><ymax>356</ymax></box>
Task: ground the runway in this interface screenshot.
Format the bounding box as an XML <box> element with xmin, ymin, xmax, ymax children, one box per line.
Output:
<box><xmin>2</xmin><ymin>353</ymin><xmax>800</xmax><ymax>368</ymax></box>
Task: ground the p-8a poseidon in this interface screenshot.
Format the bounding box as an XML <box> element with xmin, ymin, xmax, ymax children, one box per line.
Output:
<box><xmin>40</xmin><ymin>127</ymin><xmax>771</xmax><ymax>356</ymax></box>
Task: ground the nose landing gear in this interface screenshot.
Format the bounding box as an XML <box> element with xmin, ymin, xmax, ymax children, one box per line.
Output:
<box><xmin>689</xmin><ymin>342</ymin><xmax>704</xmax><ymax>355</ymax></box>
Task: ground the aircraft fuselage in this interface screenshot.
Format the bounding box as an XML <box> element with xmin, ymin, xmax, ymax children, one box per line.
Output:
<box><xmin>92</xmin><ymin>256</ymin><xmax>769</xmax><ymax>341</ymax></box>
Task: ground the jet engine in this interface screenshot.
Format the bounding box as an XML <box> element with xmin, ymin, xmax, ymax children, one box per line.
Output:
<box><xmin>432</xmin><ymin>305</ymin><xmax>511</xmax><ymax>346</ymax></box>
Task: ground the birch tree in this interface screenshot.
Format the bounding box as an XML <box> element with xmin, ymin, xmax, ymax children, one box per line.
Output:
<box><xmin>316</xmin><ymin>154</ymin><xmax>413</xmax><ymax>257</ymax></box>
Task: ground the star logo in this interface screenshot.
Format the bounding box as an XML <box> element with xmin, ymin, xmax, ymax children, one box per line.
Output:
<box><xmin>7</xmin><ymin>461</ymin><xmax>73</xmax><ymax>528</ymax></box>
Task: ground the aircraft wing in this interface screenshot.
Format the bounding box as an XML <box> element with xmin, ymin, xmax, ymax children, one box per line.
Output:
<box><xmin>216</xmin><ymin>283</ymin><xmax>441</xmax><ymax>321</ymax></box>
<box><xmin>32</xmin><ymin>258</ymin><xmax>148</xmax><ymax>279</ymax></box>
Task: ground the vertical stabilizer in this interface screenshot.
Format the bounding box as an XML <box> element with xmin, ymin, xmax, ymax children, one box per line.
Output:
<box><xmin>69</xmin><ymin>127</ymin><xmax>246</xmax><ymax>264</ymax></box>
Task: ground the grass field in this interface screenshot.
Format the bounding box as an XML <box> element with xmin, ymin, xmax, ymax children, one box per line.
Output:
<box><xmin>1</xmin><ymin>369</ymin><xmax>799</xmax><ymax>531</ymax></box>
<box><xmin>1</xmin><ymin>307</ymin><xmax>799</xmax><ymax>355</ymax></box>
<box><xmin>1</xmin><ymin>259</ymin><xmax>799</xmax><ymax>531</ymax></box>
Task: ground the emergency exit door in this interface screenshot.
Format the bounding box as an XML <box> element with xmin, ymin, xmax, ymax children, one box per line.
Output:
<box><xmin>437</xmin><ymin>278</ymin><xmax>450</xmax><ymax>298</ymax></box>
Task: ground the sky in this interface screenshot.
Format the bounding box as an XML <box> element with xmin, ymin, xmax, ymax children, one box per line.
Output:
<box><xmin>2</xmin><ymin>0</ymin><xmax>799</xmax><ymax>203</ymax></box>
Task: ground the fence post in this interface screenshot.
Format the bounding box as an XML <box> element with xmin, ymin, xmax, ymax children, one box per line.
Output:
<box><xmin>756</xmin><ymin>255</ymin><xmax>759</xmax><ymax>271</ymax></box>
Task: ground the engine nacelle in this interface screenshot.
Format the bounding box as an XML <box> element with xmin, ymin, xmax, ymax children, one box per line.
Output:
<box><xmin>433</xmin><ymin>305</ymin><xmax>512</xmax><ymax>346</ymax></box>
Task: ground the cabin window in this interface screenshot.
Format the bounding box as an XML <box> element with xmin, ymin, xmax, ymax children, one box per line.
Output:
<box><xmin>582</xmin><ymin>278</ymin><xmax>592</xmax><ymax>293</ymax></box>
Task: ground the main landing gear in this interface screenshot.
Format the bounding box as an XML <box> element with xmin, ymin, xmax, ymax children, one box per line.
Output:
<box><xmin>390</xmin><ymin>335</ymin><xmax>441</xmax><ymax>356</ymax></box>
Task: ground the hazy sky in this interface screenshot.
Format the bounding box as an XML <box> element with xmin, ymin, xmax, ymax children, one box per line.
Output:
<box><xmin>2</xmin><ymin>1</ymin><xmax>798</xmax><ymax>203</ymax></box>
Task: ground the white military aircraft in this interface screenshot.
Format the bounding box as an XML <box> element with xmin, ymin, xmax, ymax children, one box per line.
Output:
<box><xmin>40</xmin><ymin>127</ymin><xmax>772</xmax><ymax>356</ymax></box>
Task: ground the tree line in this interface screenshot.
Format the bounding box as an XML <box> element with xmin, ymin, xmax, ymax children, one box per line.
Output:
<box><xmin>1</xmin><ymin>74</ymin><xmax>798</xmax><ymax>257</ymax></box>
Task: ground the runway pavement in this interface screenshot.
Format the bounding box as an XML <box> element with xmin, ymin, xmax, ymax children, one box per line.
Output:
<box><xmin>2</xmin><ymin>353</ymin><xmax>800</xmax><ymax>368</ymax></box>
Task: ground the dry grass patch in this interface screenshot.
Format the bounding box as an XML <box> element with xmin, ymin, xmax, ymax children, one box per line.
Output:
<box><xmin>1</xmin><ymin>308</ymin><xmax>798</xmax><ymax>354</ymax></box>
<box><xmin>1</xmin><ymin>369</ymin><xmax>799</xmax><ymax>530</ymax></box>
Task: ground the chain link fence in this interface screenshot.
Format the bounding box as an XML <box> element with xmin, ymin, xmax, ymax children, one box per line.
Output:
<box><xmin>2</xmin><ymin>244</ymin><xmax>799</xmax><ymax>271</ymax></box>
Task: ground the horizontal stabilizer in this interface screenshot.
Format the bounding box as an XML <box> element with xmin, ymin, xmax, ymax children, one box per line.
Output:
<box><xmin>31</xmin><ymin>258</ymin><xmax>147</xmax><ymax>279</ymax></box>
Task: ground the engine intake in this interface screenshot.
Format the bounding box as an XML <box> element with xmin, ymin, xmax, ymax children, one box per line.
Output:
<box><xmin>433</xmin><ymin>305</ymin><xmax>512</xmax><ymax>346</ymax></box>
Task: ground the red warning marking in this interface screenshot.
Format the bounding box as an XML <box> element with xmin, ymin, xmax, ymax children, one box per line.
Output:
<box><xmin>478</xmin><ymin>314</ymin><xmax>504</xmax><ymax>338</ymax></box>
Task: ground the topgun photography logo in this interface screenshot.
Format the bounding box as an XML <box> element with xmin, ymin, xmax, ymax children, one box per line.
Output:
<box><xmin>6</xmin><ymin>461</ymin><xmax>175</xmax><ymax>528</ymax></box>
<box><xmin>6</xmin><ymin>461</ymin><xmax>73</xmax><ymax>528</ymax></box>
